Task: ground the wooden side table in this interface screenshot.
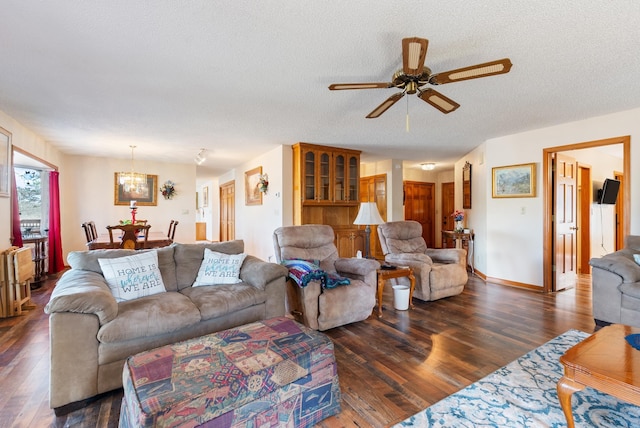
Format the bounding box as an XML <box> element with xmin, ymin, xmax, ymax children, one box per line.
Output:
<box><xmin>442</xmin><ymin>230</ymin><xmax>474</xmax><ymax>274</ymax></box>
<box><xmin>557</xmin><ymin>324</ymin><xmax>640</xmax><ymax>428</ymax></box>
<box><xmin>376</xmin><ymin>267</ymin><xmax>415</xmax><ymax>317</ymax></box>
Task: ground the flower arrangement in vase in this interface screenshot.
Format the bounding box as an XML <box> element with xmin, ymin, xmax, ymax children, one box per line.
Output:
<box><xmin>451</xmin><ymin>210</ymin><xmax>465</xmax><ymax>232</ymax></box>
<box><xmin>160</xmin><ymin>180</ymin><xmax>176</xmax><ymax>200</ymax></box>
<box><xmin>258</xmin><ymin>173</ymin><xmax>269</xmax><ymax>194</ymax></box>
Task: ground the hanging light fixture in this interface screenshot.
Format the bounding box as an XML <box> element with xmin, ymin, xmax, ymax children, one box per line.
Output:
<box><xmin>421</xmin><ymin>163</ymin><xmax>436</xmax><ymax>170</ymax></box>
<box><xmin>194</xmin><ymin>148</ymin><xmax>207</xmax><ymax>165</ymax></box>
<box><xmin>119</xmin><ymin>145</ymin><xmax>147</xmax><ymax>193</ymax></box>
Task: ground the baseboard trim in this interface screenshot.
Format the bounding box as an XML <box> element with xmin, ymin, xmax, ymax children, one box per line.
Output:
<box><xmin>485</xmin><ymin>276</ymin><xmax>544</xmax><ymax>292</ymax></box>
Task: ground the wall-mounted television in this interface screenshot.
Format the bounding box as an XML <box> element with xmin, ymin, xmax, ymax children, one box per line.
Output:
<box><xmin>597</xmin><ymin>178</ymin><xmax>620</xmax><ymax>205</ymax></box>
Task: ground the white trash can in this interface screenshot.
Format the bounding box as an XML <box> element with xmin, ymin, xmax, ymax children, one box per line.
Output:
<box><xmin>392</xmin><ymin>285</ymin><xmax>410</xmax><ymax>310</ymax></box>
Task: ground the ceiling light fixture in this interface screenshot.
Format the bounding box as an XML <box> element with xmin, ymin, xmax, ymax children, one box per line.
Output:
<box><xmin>194</xmin><ymin>148</ymin><xmax>207</xmax><ymax>165</ymax></box>
<box><xmin>421</xmin><ymin>163</ymin><xmax>436</xmax><ymax>171</ymax></box>
<box><xmin>119</xmin><ymin>145</ymin><xmax>147</xmax><ymax>193</ymax></box>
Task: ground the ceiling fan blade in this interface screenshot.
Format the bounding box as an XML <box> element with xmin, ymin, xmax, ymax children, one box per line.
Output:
<box><xmin>402</xmin><ymin>37</ymin><xmax>428</xmax><ymax>76</ymax></box>
<box><xmin>329</xmin><ymin>82</ymin><xmax>391</xmax><ymax>90</ymax></box>
<box><xmin>366</xmin><ymin>92</ymin><xmax>405</xmax><ymax>118</ymax></box>
<box><xmin>417</xmin><ymin>88</ymin><xmax>460</xmax><ymax>114</ymax></box>
<box><xmin>429</xmin><ymin>58</ymin><xmax>513</xmax><ymax>85</ymax></box>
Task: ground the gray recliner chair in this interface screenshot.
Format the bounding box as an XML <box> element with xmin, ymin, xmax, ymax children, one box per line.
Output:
<box><xmin>273</xmin><ymin>224</ymin><xmax>380</xmax><ymax>331</ymax></box>
<box><xmin>590</xmin><ymin>235</ymin><xmax>640</xmax><ymax>327</ymax></box>
<box><xmin>377</xmin><ymin>221</ymin><xmax>468</xmax><ymax>301</ymax></box>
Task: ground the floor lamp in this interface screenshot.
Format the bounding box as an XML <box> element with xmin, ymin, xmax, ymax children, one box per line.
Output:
<box><xmin>353</xmin><ymin>202</ymin><xmax>384</xmax><ymax>258</ymax></box>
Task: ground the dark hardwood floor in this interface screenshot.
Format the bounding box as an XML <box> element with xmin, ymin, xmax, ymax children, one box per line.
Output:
<box><xmin>0</xmin><ymin>272</ymin><xmax>597</xmax><ymax>427</ymax></box>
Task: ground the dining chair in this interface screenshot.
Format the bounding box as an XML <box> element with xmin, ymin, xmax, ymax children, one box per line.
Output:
<box><xmin>167</xmin><ymin>220</ymin><xmax>179</xmax><ymax>240</ymax></box>
<box><xmin>106</xmin><ymin>224</ymin><xmax>151</xmax><ymax>250</ymax></box>
<box><xmin>81</xmin><ymin>222</ymin><xmax>93</xmax><ymax>243</ymax></box>
<box><xmin>82</xmin><ymin>221</ymin><xmax>99</xmax><ymax>243</ymax></box>
<box><xmin>87</xmin><ymin>221</ymin><xmax>98</xmax><ymax>241</ymax></box>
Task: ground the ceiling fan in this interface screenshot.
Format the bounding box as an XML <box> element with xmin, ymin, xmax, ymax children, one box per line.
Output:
<box><xmin>329</xmin><ymin>37</ymin><xmax>512</xmax><ymax>118</ymax></box>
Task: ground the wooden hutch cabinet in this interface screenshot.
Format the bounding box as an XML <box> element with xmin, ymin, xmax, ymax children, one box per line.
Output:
<box><xmin>293</xmin><ymin>143</ymin><xmax>365</xmax><ymax>257</ymax></box>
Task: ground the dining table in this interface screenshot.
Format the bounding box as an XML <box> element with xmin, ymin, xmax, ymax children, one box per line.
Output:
<box><xmin>87</xmin><ymin>231</ymin><xmax>173</xmax><ymax>250</ymax></box>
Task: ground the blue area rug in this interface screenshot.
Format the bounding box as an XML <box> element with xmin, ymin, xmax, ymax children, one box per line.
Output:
<box><xmin>394</xmin><ymin>330</ymin><xmax>640</xmax><ymax>427</ymax></box>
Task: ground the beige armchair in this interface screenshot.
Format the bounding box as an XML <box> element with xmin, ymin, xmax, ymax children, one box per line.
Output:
<box><xmin>273</xmin><ymin>224</ymin><xmax>380</xmax><ymax>331</ymax></box>
<box><xmin>377</xmin><ymin>221</ymin><xmax>468</xmax><ymax>301</ymax></box>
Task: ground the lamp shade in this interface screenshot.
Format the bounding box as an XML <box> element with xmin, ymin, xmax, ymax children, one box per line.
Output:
<box><xmin>353</xmin><ymin>202</ymin><xmax>384</xmax><ymax>225</ymax></box>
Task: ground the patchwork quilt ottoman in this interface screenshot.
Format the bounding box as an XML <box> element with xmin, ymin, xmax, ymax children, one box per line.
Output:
<box><xmin>119</xmin><ymin>317</ymin><xmax>341</xmax><ymax>427</ymax></box>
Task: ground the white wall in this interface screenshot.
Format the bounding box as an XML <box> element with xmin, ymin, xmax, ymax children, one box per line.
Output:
<box><xmin>61</xmin><ymin>155</ymin><xmax>196</xmax><ymax>261</ymax></box>
<box><xmin>472</xmin><ymin>107</ymin><xmax>639</xmax><ymax>288</ymax></box>
<box><xmin>214</xmin><ymin>145</ymin><xmax>292</xmax><ymax>262</ymax></box>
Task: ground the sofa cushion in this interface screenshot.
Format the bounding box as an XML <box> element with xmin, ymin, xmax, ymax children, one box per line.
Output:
<box><xmin>67</xmin><ymin>245</ymin><xmax>178</xmax><ymax>292</ymax></box>
<box><xmin>98</xmin><ymin>251</ymin><xmax>166</xmax><ymax>302</ymax></box>
<box><xmin>180</xmin><ymin>284</ymin><xmax>266</xmax><ymax>321</ymax></box>
<box><xmin>590</xmin><ymin>254</ymin><xmax>640</xmax><ymax>283</ymax></box>
<box><xmin>97</xmin><ymin>292</ymin><xmax>200</xmax><ymax>343</ymax></box>
<box><xmin>174</xmin><ymin>241</ymin><xmax>244</xmax><ymax>289</ymax></box>
<box><xmin>193</xmin><ymin>249</ymin><xmax>247</xmax><ymax>286</ymax></box>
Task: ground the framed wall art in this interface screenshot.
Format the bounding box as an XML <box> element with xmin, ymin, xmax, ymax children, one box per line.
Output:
<box><xmin>0</xmin><ymin>127</ymin><xmax>12</xmax><ymax>197</ymax></box>
<box><xmin>114</xmin><ymin>173</ymin><xmax>158</xmax><ymax>205</ymax></box>
<box><xmin>462</xmin><ymin>161</ymin><xmax>472</xmax><ymax>209</ymax></box>
<box><xmin>245</xmin><ymin>166</ymin><xmax>262</xmax><ymax>206</ymax></box>
<box><xmin>492</xmin><ymin>163</ymin><xmax>536</xmax><ymax>198</ymax></box>
<box><xmin>202</xmin><ymin>186</ymin><xmax>208</xmax><ymax>207</ymax></box>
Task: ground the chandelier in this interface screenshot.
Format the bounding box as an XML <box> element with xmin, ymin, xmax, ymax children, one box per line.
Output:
<box><xmin>119</xmin><ymin>145</ymin><xmax>147</xmax><ymax>193</ymax></box>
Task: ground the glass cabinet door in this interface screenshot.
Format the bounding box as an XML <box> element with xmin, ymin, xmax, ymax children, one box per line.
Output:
<box><xmin>304</xmin><ymin>150</ymin><xmax>316</xmax><ymax>201</ymax></box>
<box><xmin>347</xmin><ymin>155</ymin><xmax>359</xmax><ymax>202</ymax></box>
<box><xmin>334</xmin><ymin>154</ymin><xmax>345</xmax><ymax>202</ymax></box>
<box><xmin>318</xmin><ymin>152</ymin><xmax>331</xmax><ymax>201</ymax></box>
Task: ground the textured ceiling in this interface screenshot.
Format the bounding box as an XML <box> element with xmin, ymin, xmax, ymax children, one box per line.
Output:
<box><xmin>1</xmin><ymin>1</ymin><xmax>639</xmax><ymax>175</ymax></box>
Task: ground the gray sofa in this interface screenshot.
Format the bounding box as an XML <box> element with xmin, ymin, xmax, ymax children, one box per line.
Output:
<box><xmin>45</xmin><ymin>240</ymin><xmax>288</xmax><ymax>413</ymax></box>
<box><xmin>590</xmin><ymin>235</ymin><xmax>640</xmax><ymax>327</ymax></box>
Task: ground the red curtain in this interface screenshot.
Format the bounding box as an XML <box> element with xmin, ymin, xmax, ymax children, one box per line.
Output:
<box><xmin>48</xmin><ymin>170</ymin><xmax>65</xmax><ymax>274</ymax></box>
<box><xmin>11</xmin><ymin>171</ymin><xmax>23</xmax><ymax>247</ymax></box>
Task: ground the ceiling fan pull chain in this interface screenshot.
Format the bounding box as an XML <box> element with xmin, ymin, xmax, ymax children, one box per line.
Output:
<box><xmin>406</xmin><ymin>94</ymin><xmax>410</xmax><ymax>132</ymax></box>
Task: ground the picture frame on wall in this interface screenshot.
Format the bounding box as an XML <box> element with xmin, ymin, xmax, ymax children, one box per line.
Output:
<box><xmin>114</xmin><ymin>173</ymin><xmax>158</xmax><ymax>205</ymax></box>
<box><xmin>462</xmin><ymin>161</ymin><xmax>472</xmax><ymax>209</ymax></box>
<box><xmin>492</xmin><ymin>163</ymin><xmax>536</xmax><ymax>198</ymax></box>
<box><xmin>245</xmin><ymin>166</ymin><xmax>262</xmax><ymax>206</ymax></box>
<box><xmin>202</xmin><ymin>186</ymin><xmax>208</xmax><ymax>207</ymax></box>
<box><xmin>0</xmin><ymin>127</ymin><xmax>12</xmax><ymax>198</ymax></box>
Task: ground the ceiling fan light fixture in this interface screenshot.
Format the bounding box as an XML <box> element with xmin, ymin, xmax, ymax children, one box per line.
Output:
<box><xmin>194</xmin><ymin>148</ymin><xmax>207</xmax><ymax>165</ymax></box>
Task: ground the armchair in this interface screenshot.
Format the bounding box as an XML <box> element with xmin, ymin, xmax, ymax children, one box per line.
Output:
<box><xmin>589</xmin><ymin>235</ymin><xmax>640</xmax><ymax>327</ymax></box>
<box><xmin>273</xmin><ymin>225</ymin><xmax>380</xmax><ymax>331</ymax></box>
<box><xmin>377</xmin><ymin>221</ymin><xmax>468</xmax><ymax>301</ymax></box>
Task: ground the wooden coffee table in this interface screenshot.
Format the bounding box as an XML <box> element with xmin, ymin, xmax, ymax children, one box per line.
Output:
<box><xmin>557</xmin><ymin>324</ymin><xmax>640</xmax><ymax>428</ymax></box>
<box><xmin>376</xmin><ymin>266</ymin><xmax>415</xmax><ymax>317</ymax></box>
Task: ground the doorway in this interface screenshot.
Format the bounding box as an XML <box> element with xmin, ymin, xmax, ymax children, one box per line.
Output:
<box><xmin>543</xmin><ymin>136</ymin><xmax>630</xmax><ymax>292</ymax></box>
<box><xmin>403</xmin><ymin>181</ymin><xmax>435</xmax><ymax>247</ymax></box>
<box><xmin>219</xmin><ymin>180</ymin><xmax>235</xmax><ymax>241</ymax></box>
<box><xmin>441</xmin><ymin>182</ymin><xmax>455</xmax><ymax>248</ymax></box>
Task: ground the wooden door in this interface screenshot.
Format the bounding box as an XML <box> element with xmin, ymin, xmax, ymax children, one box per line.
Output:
<box><xmin>614</xmin><ymin>171</ymin><xmax>625</xmax><ymax>250</ymax></box>
<box><xmin>219</xmin><ymin>181</ymin><xmax>235</xmax><ymax>241</ymax></box>
<box><xmin>577</xmin><ymin>165</ymin><xmax>591</xmax><ymax>274</ymax></box>
<box><xmin>441</xmin><ymin>182</ymin><xmax>455</xmax><ymax>248</ymax></box>
<box><xmin>404</xmin><ymin>181</ymin><xmax>435</xmax><ymax>248</ymax></box>
<box><xmin>554</xmin><ymin>154</ymin><xmax>577</xmax><ymax>291</ymax></box>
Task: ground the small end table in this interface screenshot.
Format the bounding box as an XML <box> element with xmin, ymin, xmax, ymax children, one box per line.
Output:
<box><xmin>376</xmin><ymin>266</ymin><xmax>415</xmax><ymax>317</ymax></box>
<box><xmin>557</xmin><ymin>324</ymin><xmax>640</xmax><ymax>428</ymax></box>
